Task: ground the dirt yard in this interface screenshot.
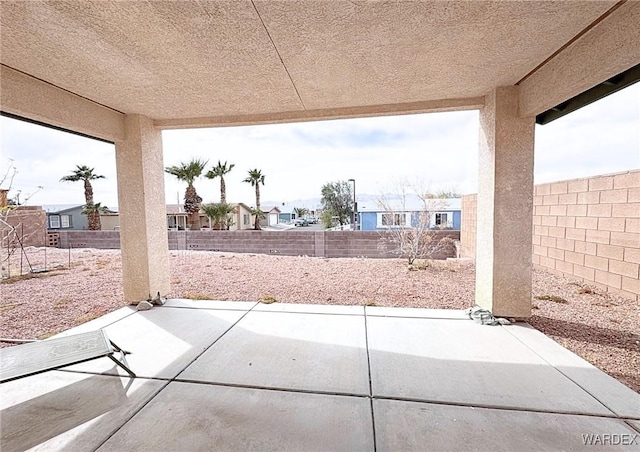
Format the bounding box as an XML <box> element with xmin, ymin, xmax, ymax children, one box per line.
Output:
<box><xmin>1</xmin><ymin>247</ymin><xmax>638</xmax><ymax>393</ymax></box>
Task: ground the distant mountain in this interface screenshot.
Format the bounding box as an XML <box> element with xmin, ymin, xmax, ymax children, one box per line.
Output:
<box><xmin>262</xmin><ymin>198</ymin><xmax>323</xmax><ymax>210</ymax></box>
<box><xmin>264</xmin><ymin>193</ymin><xmax>461</xmax><ymax>212</ymax></box>
<box><xmin>263</xmin><ymin>193</ymin><xmax>392</xmax><ymax>210</ymax></box>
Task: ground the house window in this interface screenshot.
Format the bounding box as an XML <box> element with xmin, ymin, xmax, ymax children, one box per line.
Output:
<box><xmin>60</xmin><ymin>215</ymin><xmax>70</xmax><ymax>228</ymax></box>
<box><xmin>243</xmin><ymin>214</ymin><xmax>250</xmax><ymax>225</ymax></box>
<box><xmin>379</xmin><ymin>213</ymin><xmax>407</xmax><ymax>227</ymax></box>
<box><xmin>432</xmin><ymin>212</ymin><xmax>451</xmax><ymax>228</ymax></box>
<box><xmin>49</xmin><ymin>215</ymin><xmax>60</xmax><ymax>228</ymax></box>
<box><xmin>435</xmin><ymin>213</ymin><xmax>448</xmax><ymax>225</ymax></box>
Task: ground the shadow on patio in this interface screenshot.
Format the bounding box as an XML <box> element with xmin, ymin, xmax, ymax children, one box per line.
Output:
<box><xmin>1</xmin><ymin>301</ymin><xmax>639</xmax><ymax>451</ymax></box>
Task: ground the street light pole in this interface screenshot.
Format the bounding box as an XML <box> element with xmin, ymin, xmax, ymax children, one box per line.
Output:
<box><xmin>348</xmin><ymin>178</ymin><xmax>356</xmax><ymax>231</ymax></box>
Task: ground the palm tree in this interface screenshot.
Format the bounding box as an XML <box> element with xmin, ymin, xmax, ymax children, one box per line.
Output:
<box><xmin>243</xmin><ymin>169</ymin><xmax>265</xmax><ymax>230</ymax></box>
<box><xmin>82</xmin><ymin>202</ymin><xmax>110</xmax><ymax>223</ymax></box>
<box><xmin>205</xmin><ymin>160</ymin><xmax>235</xmax><ymax>204</ymax></box>
<box><xmin>293</xmin><ymin>207</ymin><xmax>309</xmax><ymax>219</ymax></box>
<box><xmin>201</xmin><ymin>202</ymin><xmax>235</xmax><ymax>230</ymax></box>
<box><xmin>165</xmin><ymin>159</ymin><xmax>207</xmax><ymax>230</ymax></box>
<box><xmin>60</xmin><ymin>165</ymin><xmax>105</xmax><ymax>230</ymax></box>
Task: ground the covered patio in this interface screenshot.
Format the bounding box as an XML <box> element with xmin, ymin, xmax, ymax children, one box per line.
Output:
<box><xmin>2</xmin><ymin>301</ymin><xmax>639</xmax><ymax>451</ymax></box>
<box><xmin>2</xmin><ymin>1</ymin><xmax>639</xmax><ymax>316</ymax></box>
<box><xmin>1</xmin><ymin>1</ymin><xmax>639</xmax><ymax>450</ymax></box>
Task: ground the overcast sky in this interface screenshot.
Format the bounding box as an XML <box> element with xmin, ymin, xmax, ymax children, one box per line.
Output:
<box><xmin>1</xmin><ymin>83</ymin><xmax>638</xmax><ymax>209</ymax></box>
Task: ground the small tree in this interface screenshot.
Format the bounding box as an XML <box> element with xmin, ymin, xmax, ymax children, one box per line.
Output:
<box><xmin>377</xmin><ymin>184</ymin><xmax>455</xmax><ymax>267</ymax></box>
<box><xmin>250</xmin><ymin>208</ymin><xmax>266</xmax><ymax>228</ymax></box>
<box><xmin>201</xmin><ymin>202</ymin><xmax>235</xmax><ymax>230</ymax></box>
<box><xmin>293</xmin><ymin>207</ymin><xmax>309</xmax><ymax>219</ymax></box>
<box><xmin>243</xmin><ymin>169</ymin><xmax>265</xmax><ymax>230</ymax></box>
<box><xmin>165</xmin><ymin>159</ymin><xmax>207</xmax><ymax>230</ymax></box>
<box><xmin>320</xmin><ymin>181</ymin><xmax>352</xmax><ymax>227</ymax></box>
<box><xmin>60</xmin><ymin>165</ymin><xmax>105</xmax><ymax>230</ymax></box>
<box><xmin>82</xmin><ymin>202</ymin><xmax>110</xmax><ymax>218</ymax></box>
<box><xmin>1</xmin><ymin>159</ymin><xmax>45</xmax><ymax>278</ymax></box>
<box><xmin>205</xmin><ymin>160</ymin><xmax>235</xmax><ymax>204</ymax></box>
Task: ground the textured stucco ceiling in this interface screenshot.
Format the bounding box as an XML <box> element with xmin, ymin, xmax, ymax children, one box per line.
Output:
<box><xmin>0</xmin><ymin>0</ymin><xmax>618</xmax><ymax>123</ymax></box>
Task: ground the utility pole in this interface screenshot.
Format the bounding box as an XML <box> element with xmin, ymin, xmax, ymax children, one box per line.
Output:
<box><xmin>348</xmin><ymin>179</ymin><xmax>356</xmax><ymax>231</ymax></box>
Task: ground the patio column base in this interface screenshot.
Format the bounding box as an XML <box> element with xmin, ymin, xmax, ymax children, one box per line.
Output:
<box><xmin>115</xmin><ymin>114</ymin><xmax>170</xmax><ymax>303</ymax></box>
<box><xmin>475</xmin><ymin>86</ymin><xmax>535</xmax><ymax>318</ymax></box>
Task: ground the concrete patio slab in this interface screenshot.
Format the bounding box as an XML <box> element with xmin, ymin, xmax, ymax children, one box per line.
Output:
<box><xmin>63</xmin><ymin>307</ymin><xmax>247</xmax><ymax>379</ymax></box>
<box><xmin>179</xmin><ymin>310</ymin><xmax>370</xmax><ymax>395</ymax></box>
<box><xmin>2</xmin><ymin>303</ymin><xmax>636</xmax><ymax>451</ymax></box>
<box><xmin>365</xmin><ymin>306</ymin><xmax>468</xmax><ymax>319</ymax></box>
<box><xmin>0</xmin><ymin>370</ymin><xmax>164</xmax><ymax>452</ymax></box>
<box><xmin>163</xmin><ymin>299</ymin><xmax>257</xmax><ymax>310</ymax></box>
<box><xmin>254</xmin><ymin>302</ymin><xmax>364</xmax><ymax>315</ymax></box>
<box><xmin>367</xmin><ymin>317</ymin><xmax>615</xmax><ymax>416</ymax></box>
<box><xmin>504</xmin><ymin>323</ymin><xmax>640</xmax><ymax>419</ymax></box>
<box><xmin>97</xmin><ymin>381</ymin><xmax>374</xmax><ymax>452</ymax></box>
<box><xmin>374</xmin><ymin>398</ymin><xmax>639</xmax><ymax>452</ymax></box>
<box><xmin>506</xmin><ymin>324</ymin><xmax>640</xmax><ymax>419</ymax></box>
<box><xmin>52</xmin><ymin>306</ymin><xmax>137</xmax><ymax>336</ymax></box>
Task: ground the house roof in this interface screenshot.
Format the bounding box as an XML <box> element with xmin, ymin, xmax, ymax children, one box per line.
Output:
<box><xmin>42</xmin><ymin>204</ymin><xmax>84</xmax><ymax>213</ymax></box>
<box><xmin>231</xmin><ymin>202</ymin><xmax>252</xmax><ymax>212</ymax></box>
<box><xmin>165</xmin><ymin>204</ymin><xmax>187</xmax><ymax>215</ymax></box>
<box><xmin>277</xmin><ymin>204</ymin><xmax>295</xmax><ymax>214</ymax></box>
<box><xmin>260</xmin><ymin>206</ymin><xmax>282</xmax><ymax>214</ymax></box>
<box><xmin>358</xmin><ymin>198</ymin><xmax>461</xmax><ymax>213</ymax></box>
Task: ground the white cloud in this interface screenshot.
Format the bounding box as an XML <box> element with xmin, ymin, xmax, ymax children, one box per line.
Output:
<box><xmin>1</xmin><ymin>83</ymin><xmax>638</xmax><ymax>209</ymax></box>
<box><xmin>0</xmin><ymin>118</ymin><xmax>117</xmax><ymax>207</ymax></box>
<box><xmin>162</xmin><ymin>110</ymin><xmax>480</xmax><ymax>205</ymax></box>
<box><xmin>534</xmin><ymin>83</ymin><xmax>640</xmax><ymax>183</ymax></box>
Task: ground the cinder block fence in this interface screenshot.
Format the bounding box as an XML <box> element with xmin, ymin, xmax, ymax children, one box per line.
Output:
<box><xmin>51</xmin><ymin>230</ymin><xmax>460</xmax><ymax>260</ymax></box>
<box><xmin>461</xmin><ymin>170</ymin><xmax>640</xmax><ymax>301</ymax></box>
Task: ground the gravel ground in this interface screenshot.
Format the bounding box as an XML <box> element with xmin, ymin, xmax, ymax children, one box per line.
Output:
<box><xmin>1</xmin><ymin>247</ymin><xmax>638</xmax><ymax>392</ymax></box>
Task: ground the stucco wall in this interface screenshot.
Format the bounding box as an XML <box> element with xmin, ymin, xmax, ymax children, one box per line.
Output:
<box><xmin>100</xmin><ymin>214</ymin><xmax>120</xmax><ymax>231</ymax></box>
<box><xmin>53</xmin><ymin>230</ymin><xmax>460</xmax><ymax>259</ymax></box>
<box><xmin>461</xmin><ymin>170</ymin><xmax>640</xmax><ymax>301</ymax></box>
<box><xmin>1</xmin><ymin>206</ymin><xmax>47</xmax><ymax>247</ymax></box>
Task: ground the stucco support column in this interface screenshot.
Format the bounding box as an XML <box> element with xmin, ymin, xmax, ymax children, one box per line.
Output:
<box><xmin>476</xmin><ymin>86</ymin><xmax>534</xmax><ymax>318</ymax></box>
<box><xmin>115</xmin><ymin>115</ymin><xmax>170</xmax><ymax>303</ymax></box>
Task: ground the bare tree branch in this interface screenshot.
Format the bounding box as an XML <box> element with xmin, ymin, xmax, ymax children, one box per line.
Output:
<box><xmin>377</xmin><ymin>179</ymin><xmax>455</xmax><ymax>267</ymax></box>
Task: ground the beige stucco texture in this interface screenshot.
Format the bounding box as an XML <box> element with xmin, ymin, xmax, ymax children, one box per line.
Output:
<box><xmin>519</xmin><ymin>1</ymin><xmax>640</xmax><ymax>117</ymax></box>
<box><xmin>115</xmin><ymin>115</ymin><xmax>170</xmax><ymax>302</ymax></box>
<box><xmin>476</xmin><ymin>87</ymin><xmax>535</xmax><ymax>318</ymax></box>
<box><xmin>0</xmin><ymin>1</ymin><xmax>623</xmax><ymax>127</ymax></box>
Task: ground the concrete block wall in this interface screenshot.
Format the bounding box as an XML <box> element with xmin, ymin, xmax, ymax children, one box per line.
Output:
<box><xmin>460</xmin><ymin>194</ymin><xmax>477</xmax><ymax>258</ymax></box>
<box><xmin>461</xmin><ymin>170</ymin><xmax>640</xmax><ymax>301</ymax></box>
<box><xmin>325</xmin><ymin>232</ymin><xmax>389</xmax><ymax>258</ymax></box>
<box><xmin>1</xmin><ymin>206</ymin><xmax>47</xmax><ymax>247</ymax></box>
<box><xmin>171</xmin><ymin>230</ymin><xmax>317</xmax><ymax>256</ymax></box>
<box><xmin>57</xmin><ymin>230</ymin><xmax>122</xmax><ymax>249</ymax></box>
<box><xmin>54</xmin><ymin>230</ymin><xmax>460</xmax><ymax>259</ymax></box>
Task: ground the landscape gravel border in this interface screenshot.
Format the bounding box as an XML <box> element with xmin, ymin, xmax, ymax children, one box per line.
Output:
<box><xmin>1</xmin><ymin>247</ymin><xmax>638</xmax><ymax>392</ymax></box>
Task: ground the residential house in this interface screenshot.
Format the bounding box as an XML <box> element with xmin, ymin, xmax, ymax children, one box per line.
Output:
<box><xmin>44</xmin><ymin>204</ymin><xmax>119</xmax><ymax>231</ymax></box>
<box><xmin>358</xmin><ymin>198</ymin><xmax>461</xmax><ymax>231</ymax></box>
<box><xmin>166</xmin><ymin>204</ymin><xmax>211</xmax><ymax>230</ymax></box>
<box><xmin>277</xmin><ymin>204</ymin><xmax>297</xmax><ymax>223</ymax></box>
<box><xmin>91</xmin><ymin>204</ymin><xmax>255</xmax><ymax>231</ymax></box>
<box><xmin>43</xmin><ymin>204</ymin><xmax>88</xmax><ymax>230</ymax></box>
<box><xmin>100</xmin><ymin>211</ymin><xmax>120</xmax><ymax>230</ymax></box>
<box><xmin>278</xmin><ymin>203</ymin><xmax>320</xmax><ymax>223</ymax></box>
<box><xmin>259</xmin><ymin>206</ymin><xmax>281</xmax><ymax>227</ymax></box>
<box><xmin>230</xmin><ymin>203</ymin><xmax>254</xmax><ymax>231</ymax></box>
